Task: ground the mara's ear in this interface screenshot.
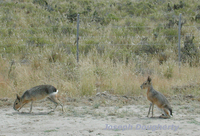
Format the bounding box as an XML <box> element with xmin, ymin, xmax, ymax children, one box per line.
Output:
<box><xmin>16</xmin><ymin>94</ymin><xmax>21</xmax><ymax>100</ymax></box>
<box><xmin>147</xmin><ymin>76</ymin><xmax>151</xmax><ymax>83</ymax></box>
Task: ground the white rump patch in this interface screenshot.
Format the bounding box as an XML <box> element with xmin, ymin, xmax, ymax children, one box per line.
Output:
<box><xmin>50</xmin><ymin>90</ymin><xmax>58</xmax><ymax>96</ymax></box>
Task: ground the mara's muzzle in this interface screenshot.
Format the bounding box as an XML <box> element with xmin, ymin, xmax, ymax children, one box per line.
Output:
<box><xmin>13</xmin><ymin>104</ymin><xmax>20</xmax><ymax>111</ymax></box>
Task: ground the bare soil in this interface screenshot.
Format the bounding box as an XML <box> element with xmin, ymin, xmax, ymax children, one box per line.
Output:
<box><xmin>0</xmin><ymin>94</ymin><xmax>200</xmax><ymax>136</ymax></box>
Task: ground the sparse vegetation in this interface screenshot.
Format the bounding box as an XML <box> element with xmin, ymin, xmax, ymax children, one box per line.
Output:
<box><xmin>0</xmin><ymin>0</ymin><xmax>200</xmax><ymax>98</ymax></box>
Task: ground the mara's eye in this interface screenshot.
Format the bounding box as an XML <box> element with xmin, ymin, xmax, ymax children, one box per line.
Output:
<box><xmin>144</xmin><ymin>83</ymin><xmax>147</xmax><ymax>85</ymax></box>
<box><xmin>15</xmin><ymin>102</ymin><xmax>18</xmax><ymax>105</ymax></box>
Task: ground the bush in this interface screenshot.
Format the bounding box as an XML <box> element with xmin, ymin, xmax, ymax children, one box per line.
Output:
<box><xmin>164</xmin><ymin>65</ymin><xmax>173</xmax><ymax>79</ymax></box>
<box><xmin>27</xmin><ymin>37</ymin><xmax>50</xmax><ymax>47</ymax></box>
<box><xmin>162</xmin><ymin>29</ymin><xmax>178</xmax><ymax>41</ymax></box>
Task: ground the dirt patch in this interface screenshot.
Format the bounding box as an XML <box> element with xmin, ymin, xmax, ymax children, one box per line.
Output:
<box><xmin>1</xmin><ymin>94</ymin><xmax>200</xmax><ymax>136</ymax></box>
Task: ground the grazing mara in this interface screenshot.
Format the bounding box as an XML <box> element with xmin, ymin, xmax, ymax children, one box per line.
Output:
<box><xmin>140</xmin><ymin>76</ymin><xmax>172</xmax><ymax>119</ymax></box>
<box><xmin>13</xmin><ymin>85</ymin><xmax>64</xmax><ymax>113</ymax></box>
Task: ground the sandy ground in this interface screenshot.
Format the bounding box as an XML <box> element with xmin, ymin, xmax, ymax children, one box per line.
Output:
<box><xmin>0</xmin><ymin>95</ymin><xmax>200</xmax><ymax>136</ymax></box>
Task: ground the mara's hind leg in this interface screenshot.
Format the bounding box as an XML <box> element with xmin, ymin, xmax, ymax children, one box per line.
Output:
<box><xmin>48</xmin><ymin>95</ymin><xmax>64</xmax><ymax>112</ymax></box>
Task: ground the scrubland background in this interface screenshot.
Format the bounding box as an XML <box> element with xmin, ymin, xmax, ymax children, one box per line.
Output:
<box><xmin>0</xmin><ymin>0</ymin><xmax>200</xmax><ymax>99</ymax></box>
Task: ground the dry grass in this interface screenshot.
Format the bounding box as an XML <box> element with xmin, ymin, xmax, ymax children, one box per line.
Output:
<box><xmin>1</xmin><ymin>48</ymin><xmax>200</xmax><ymax>99</ymax></box>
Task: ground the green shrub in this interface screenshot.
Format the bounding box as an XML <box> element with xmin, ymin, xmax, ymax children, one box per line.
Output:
<box><xmin>27</xmin><ymin>37</ymin><xmax>50</xmax><ymax>46</ymax></box>
<box><xmin>164</xmin><ymin>65</ymin><xmax>173</xmax><ymax>79</ymax></box>
<box><xmin>162</xmin><ymin>29</ymin><xmax>178</xmax><ymax>41</ymax></box>
<box><xmin>119</xmin><ymin>1</ymin><xmax>154</xmax><ymax>16</ymax></box>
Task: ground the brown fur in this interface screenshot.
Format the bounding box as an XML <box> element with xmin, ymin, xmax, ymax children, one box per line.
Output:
<box><xmin>13</xmin><ymin>85</ymin><xmax>64</xmax><ymax>113</ymax></box>
<box><xmin>140</xmin><ymin>76</ymin><xmax>172</xmax><ymax>118</ymax></box>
